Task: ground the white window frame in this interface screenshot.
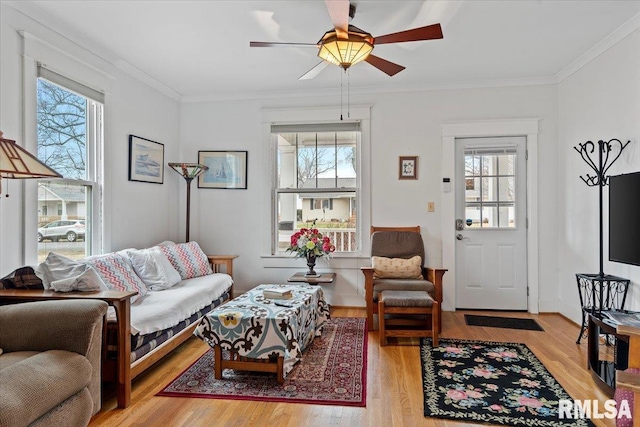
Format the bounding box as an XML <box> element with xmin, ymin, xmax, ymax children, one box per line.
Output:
<box><xmin>21</xmin><ymin>32</ymin><xmax>108</xmax><ymax>264</ymax></box>
<box><xmin>441</xmin><ymin>118</ymin><xmax>540</xmax><ymax>313</ymax></box>
<box><xmin>260</xmin><ymin>106</ymin><xmax>372</xmax><ymax>266</ymax></box>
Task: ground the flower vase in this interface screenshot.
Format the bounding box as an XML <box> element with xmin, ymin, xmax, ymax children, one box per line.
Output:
<box><xmin>305</xmin><ymin>253</ymin><xmax>319</xmax><ymax>277</ymax></box>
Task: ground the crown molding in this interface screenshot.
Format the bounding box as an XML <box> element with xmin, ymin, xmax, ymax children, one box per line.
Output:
<box><xmin>4</xmin><ymin>1</ymin><xmax>181</xmax><ymax>102</ymax></box>
<box><xmin>555</xmin><ymin>11</ymin><xmax>640</xmax><ymax>83</ymax></box>
<box><xmin>6</xmin><ymin>1</ymin><xmax>637</xmax><ymax>105</ymax></box>
<box><xmin>181</xmin><ymin>75</ymin><xmax>558</xmax><ymax>103</ymax></box>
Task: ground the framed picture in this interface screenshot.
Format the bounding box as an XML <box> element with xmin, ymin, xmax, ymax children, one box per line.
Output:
<box><xmin>399</xmin><ymin>156</ymin><xmax>418</xmax><ymax>180</ymax></box>
<box><xmin>128</xmin><ymin>135</ymin><xmax>164</xmax><ymax>184</ymax></box>
<box><xmin>198</xmin><ymin>150</ymin><xmax>248</xmax><ymax>189</ymax></box>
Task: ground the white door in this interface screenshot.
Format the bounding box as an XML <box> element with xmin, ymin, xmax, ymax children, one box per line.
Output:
<box><xmin>455</xmin><ymin>136</ymin><xmax>528</xmax><ymax>310</ymax></box>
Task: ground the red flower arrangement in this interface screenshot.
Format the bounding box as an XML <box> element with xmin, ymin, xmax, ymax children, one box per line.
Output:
<box><xmin>286</xmin><ymin>226</ymin><xmax>335</xmax><ymax>258</ymax></box>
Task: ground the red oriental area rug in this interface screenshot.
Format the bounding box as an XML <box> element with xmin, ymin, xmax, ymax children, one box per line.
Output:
<box><xmin>157</xmin><ymin>317</ymin><xmax>367</xmax><ymax>407</ymax></box>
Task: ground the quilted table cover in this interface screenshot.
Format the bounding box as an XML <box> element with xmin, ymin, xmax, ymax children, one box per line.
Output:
<box><xmin>194</xmin><ymin>283</ymin><xmax>330</xmax><ymax>377</ymax></box>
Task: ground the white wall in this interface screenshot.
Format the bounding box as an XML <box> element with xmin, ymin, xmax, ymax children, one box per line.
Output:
<box><xmin>3</xmin><ymin>2</ymin><xmax>635</xmax><ymax>318</ymax></box>
<box><xmin>181</xmin><ymin>84</ymin><xmax>558</xmax><ymax>307</ymax></box>
<box><xmin>557</xmin><ymin>28</ymin><xmax>640</xmax><ymax>322</ymax></box>
<box><xmin>0</xmin><ymin>4</ymin><xmax>181</xmax><ymax>276</ymax></box>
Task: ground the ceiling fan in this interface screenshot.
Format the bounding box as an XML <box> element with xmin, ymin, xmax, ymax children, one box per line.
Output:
<box><xmin>250</xmin><ymin>0</ymin><xmax>444</xmax><ymax>80</ymax></box>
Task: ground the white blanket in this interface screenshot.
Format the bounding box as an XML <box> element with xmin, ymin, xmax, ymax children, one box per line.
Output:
<box><xmin>108</xmin><ymin>273</ymin><xmax>232</xmax><ymax>335</ymax></box>
<box><xmin>36</xmin><ymin>252</ymin><xmax>108</xmax><ymax>292</ymax></box>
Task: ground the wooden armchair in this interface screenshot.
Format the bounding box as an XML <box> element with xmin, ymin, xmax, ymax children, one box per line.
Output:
<box><xmin>361</xmin><ymin>226</ymin><xmax>446</xmax><ymax>331</ymax></box>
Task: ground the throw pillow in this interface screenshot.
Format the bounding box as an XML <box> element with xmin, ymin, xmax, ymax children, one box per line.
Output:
<box><xmin>372</xmin><ymin>255</ymin><xmax>423</xmax><ymax>279</ymax></box>
<box><xmin>159</xmin><ymin>241</ymin><xmax>213</xmax><ymax>280</ymax></box>
<box><xmin>82</xmin><ymin>252</ymin><xmax>148</xmax><ymax>302</ymax></box>
<box><xmin>127</xmin><ymin>247</ymin><xmax>182</xmax><ymax>290</ymax></box>
<box><xmin>35</xmin><ymin>252</ymin><xmax>108</xmax><ymax>292</ymax></box>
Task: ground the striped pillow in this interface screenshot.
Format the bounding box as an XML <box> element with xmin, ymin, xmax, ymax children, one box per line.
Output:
<box><xmin>83</xmin><ymin>252</ymin><xmax>148</xmax><ymax>302</ymax></box>
<box><xmin>159</xmin><ymin>241</ymin><xmax>213</xmax><ymax>280</ymax></box>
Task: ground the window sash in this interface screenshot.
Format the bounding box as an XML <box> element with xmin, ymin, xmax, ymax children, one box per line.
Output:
<box><xmin>36</xmin><ymin>74</ymin><xmax>102</xmax><ymax>259</ymax></box>
<box><xmin>38</xmin><ymin>64</ymin><xmax>105</xmax><ymax>103</ymax></box>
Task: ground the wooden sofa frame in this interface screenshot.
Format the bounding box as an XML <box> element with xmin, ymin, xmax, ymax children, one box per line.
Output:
<box><xmin>0</xmin><ymin>254</ymin><xmax>236</xmax><ymax>409</ymax></box>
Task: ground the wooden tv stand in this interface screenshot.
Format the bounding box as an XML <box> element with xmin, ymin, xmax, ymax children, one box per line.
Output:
<box><xmin>587</xmin><ymin>312</ymin><xmax>631</xmax><ymax>397</ymax></box>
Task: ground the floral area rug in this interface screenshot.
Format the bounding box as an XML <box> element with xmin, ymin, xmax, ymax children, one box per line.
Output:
<box><xmin>158</xmin><ymin>317</ymin><xmax>367</xmax><ymax>406</ymax></box>
<box><xmin>421</xmin><ymin>338</ymin><xmax>593</xmax><ymax>426</ymax></box>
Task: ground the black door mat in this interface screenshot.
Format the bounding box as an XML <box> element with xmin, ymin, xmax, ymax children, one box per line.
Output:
<box><xmin>464</xmin><ymin>314</ymin><xmax>544</xmax><ymax>331</ymax></box>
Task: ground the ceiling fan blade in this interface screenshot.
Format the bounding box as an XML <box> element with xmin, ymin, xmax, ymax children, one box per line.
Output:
<box><xmin>299</xmin><ymin>61</ymin><xmax>330</xmax><ymax>80</ymax></box>
<box><xmin>324</xmin><ymin>0</ymin><xmax>350</xmax><ymax>38</ymax></box>
<box><xmin>365</xmin><ymin>54</ymin><xmax>406</xmax><ymax>76</ymax></box>
<box><xmin>250</xmin><ymin>41</ymin><xmax>319</xmax><ymax>48</ymax></box>
<box><xmin>374</xmin><ymin>23</ymin><xmax>443</xmax><ymax>45</ymax></box>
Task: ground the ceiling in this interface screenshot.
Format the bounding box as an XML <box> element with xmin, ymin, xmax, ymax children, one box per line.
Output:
<box><xmin>11</xmin><ymin>1</ymin><xmax>640</xmax><ymax>101</ymax></box>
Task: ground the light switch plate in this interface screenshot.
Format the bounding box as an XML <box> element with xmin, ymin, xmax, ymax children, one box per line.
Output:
<box><xmin>428</xmin><ymin>202</ymin><xmax>435</xmax><ymax>212</ymax></box>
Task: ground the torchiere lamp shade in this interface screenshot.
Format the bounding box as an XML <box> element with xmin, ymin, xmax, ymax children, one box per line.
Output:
<box><xmin>168</xmin><ymin>163</ymin><xmax>208</xmax><ymax>182</ymax></box>
<box><xmin>168</xmin><ymin>162</ymin><xmax>208</xmax><ymax>242</ymax></box>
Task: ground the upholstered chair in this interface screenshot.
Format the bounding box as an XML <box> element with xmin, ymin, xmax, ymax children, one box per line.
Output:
<box><xmin>361</xmin><ymin>226</ymin><xmax>446</xmax><ymax>331</ymax></box>
<box><xmin>0</xmin><ymin>299</ymin><xmax>108</xmax><ymax>427</ymax></box>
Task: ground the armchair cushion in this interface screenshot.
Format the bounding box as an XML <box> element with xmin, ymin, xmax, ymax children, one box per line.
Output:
<box><xmin>372</xmin><ymin>255</ymin><xmax>423</xmax><ymax>279</ymax></box>
<box><xmin>0</xmin><ymin>350</ymin><xmax>92</xmax><ymax>427</ymax></box>
<box><xmin>371</xmin><ymin>231</ymin><xmax>425</xmax><ymax>266</ymax></box>
<box><xmin>372</xmin><ymin>278</ymin><xmax>435</xmax><ymax>301</ymax></box>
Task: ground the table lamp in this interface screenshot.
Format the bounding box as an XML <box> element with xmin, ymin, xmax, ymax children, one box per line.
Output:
<box><xmin>0</xmin><ymin>131</ymin><xmax>62</xmax><ymax>197</ymax></box>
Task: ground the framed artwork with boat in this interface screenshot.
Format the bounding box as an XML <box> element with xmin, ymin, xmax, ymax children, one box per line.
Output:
<box><xmin>198</xmin><ymin>150</ymin><xmax>248</xmax><ymax>189</ymax></box>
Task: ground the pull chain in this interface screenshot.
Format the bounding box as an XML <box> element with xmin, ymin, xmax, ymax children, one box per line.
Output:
<box><xmin>347</xmin><ymin>68</ymin><xmax>351</xmax><ymax>119</ymax></box>
<box><xmin>340</xmin><ymin>69</ymin><xmax>344</xmax><ymax>121</ymax></box>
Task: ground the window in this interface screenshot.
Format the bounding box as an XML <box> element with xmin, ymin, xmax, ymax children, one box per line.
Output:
<box><xmin>36</xmin><ymin>65</ymin><xmax>103</xmax><ymax>260</ymax></box>
<box><xmin>464</xmin><ymin>148</ymin><xmax>516</xmax><ymax>228</ymax></box>
<box><xmin>272</xmin><ymin>123</ymin><xmax>360</xmax><ymax>254</ymax></box>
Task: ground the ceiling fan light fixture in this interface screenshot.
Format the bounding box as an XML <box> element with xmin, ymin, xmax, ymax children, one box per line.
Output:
<box><xmin>318</xmin><ymin>30</ymin><xmax>373</xmax><ymax>70</ymax></box>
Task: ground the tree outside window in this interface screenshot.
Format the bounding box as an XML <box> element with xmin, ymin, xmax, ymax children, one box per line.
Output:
<box><xmin>36</xmin><ymin>77</ymin><xmax>102</xmax><ymax>260</ymax></box>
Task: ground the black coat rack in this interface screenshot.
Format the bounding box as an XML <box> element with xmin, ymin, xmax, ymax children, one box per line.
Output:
<box><xmin>573</xmin><ymin>139</ymin><xmax>630</xmax><ymax>276</ymax></box>
<box><xmin>573</xmin><ymin>138</ymin><xmax>631</xmax><ymax>343</ymax></box>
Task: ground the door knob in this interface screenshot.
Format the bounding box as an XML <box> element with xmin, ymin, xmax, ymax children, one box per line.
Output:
<box><xmin>456</xmin><ymin>233</ymin><xmax>469</xmax><ymax>241</ymax></box>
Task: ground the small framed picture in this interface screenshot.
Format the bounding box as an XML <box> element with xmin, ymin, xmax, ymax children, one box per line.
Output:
<box><xmin>399</xmin><ymin>156</ymin><xmax>418</xmax><ymax>180</ymax></box>
<box><xmin>198</xmin><ymin>150</ymin><xmax>248</xmax><ymax>189</ymax></box>
<box><xmin>128</xmin><ymin>135</ymin><xmax>164</xmax><ymax>184</ymax></box>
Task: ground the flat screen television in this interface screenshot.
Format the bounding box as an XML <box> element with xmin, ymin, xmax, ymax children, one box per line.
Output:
<box><xmin>609</xmin><ymin>171</ymin><xmax>640</xmax><ymax>266</ymax></box>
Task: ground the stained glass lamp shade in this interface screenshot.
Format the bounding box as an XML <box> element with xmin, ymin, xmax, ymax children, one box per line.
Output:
<box><xmin>0</xmin><ymin>131</ymin><xmax>62</xmax><ymax>196</ymax></box>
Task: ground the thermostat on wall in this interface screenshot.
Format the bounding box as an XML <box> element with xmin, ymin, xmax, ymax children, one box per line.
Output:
<box><xmin>442</xmin><ymin>178</ymin><xmax>451</xmax><ymax>192</ymax></box>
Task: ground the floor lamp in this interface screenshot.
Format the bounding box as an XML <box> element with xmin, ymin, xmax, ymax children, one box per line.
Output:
<box><xmin>168</xmin><ymin>162</ymin><xmax>208</xmax><ymax>242</ymax></box>
<box><xmin>0</xmin><ymin>131</ymin><xmax>62</xmax><ymax>197</ymax></box>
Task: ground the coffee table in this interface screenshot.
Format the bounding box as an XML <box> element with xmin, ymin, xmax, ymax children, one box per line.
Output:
<box><xmin>194</xmin><ymin>284</ymin><xmax>330</xmax><ymax>383</ymax></box>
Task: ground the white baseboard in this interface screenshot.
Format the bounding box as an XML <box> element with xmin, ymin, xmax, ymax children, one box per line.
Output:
<box><xmin>538</xmin><ymin>299</ymin><xmax>560</xmax><ymax>313</ymax></box>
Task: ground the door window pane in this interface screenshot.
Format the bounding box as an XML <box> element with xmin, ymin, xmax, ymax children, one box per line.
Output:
<box><xmin>464</xmin><ymin>151</ymin><xmax>517</xmax><ymax>228</ymax></box>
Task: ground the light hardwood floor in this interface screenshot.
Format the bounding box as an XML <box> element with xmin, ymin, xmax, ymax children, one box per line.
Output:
<box><xmin>90</xmin><ymin>308</ymin><xmax>614</xmax><ymax>427</ymax></box>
